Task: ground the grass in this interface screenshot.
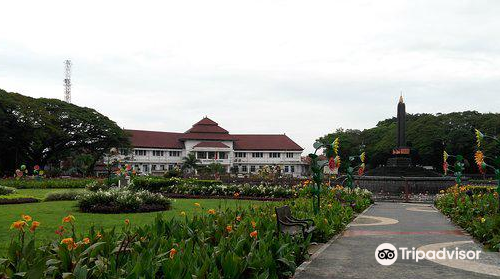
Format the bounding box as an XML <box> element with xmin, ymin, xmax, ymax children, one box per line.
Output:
<box><xmin>0</xmin><ymin>188</ymin><xmax>271</xmax><ymax>254</ymax></box>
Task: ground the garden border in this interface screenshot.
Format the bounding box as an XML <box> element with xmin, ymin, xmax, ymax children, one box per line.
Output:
<box><xmin>165</xmin><ymin>194</ymin><xmax>287</xmax><ymax>201</ymax></box>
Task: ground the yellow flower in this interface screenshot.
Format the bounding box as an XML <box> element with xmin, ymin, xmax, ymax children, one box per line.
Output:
<box><xmin>10</xmin><ymin>220</ymin><xmax>27</xmax><ymax>230</ymax></box>
<box><xmin>481</xmin><ymin>217</ymin><xmax>486</xmax><ymax>223</ymax></box>
<box><xmin>82</xmin><ymin>237</ymin><xmax>90</xmax><ymax>244</ymax></box>
<box><xmin>21</xmin><ymin>214</ymin><xmax>32</xmax><ymax>222</ymax></box>
<box><xmin>180</xmin><ymin>211</ymin><xmax>186</xmax><ymax>216</ymax></box>
<box><xmin>62</xmin><ymin>215</ymin><xmax>75</xmax><ymax>223</ymax></box>
<box><xmin>327</xmin><ymin>204</ymin><xmax>333</xmax><ymax>208</ymax></box>
<box><xmin>439</xmin><ymin>190</ymin><xmax>445</xmax><ymax>194</ymax></box>
<box><xmin>194</xmin><ymin>203</ymin><xmax>200</xmax><ymax>207</ymax></box>
<box><xmin>169</xmin><ymin>248</ymin><xmax>177</xmax><ymax>259</ymax></box>
<box><xmin>323</xmin><ymin>218</ymin><xmax>328</xmax><ymax>224</ymax></box>
<box><xmin>249</xmin><ymin>230</ymin><xmax>258</xmax><ymax>238</ymax></box>
<box><xmin>226</xmin><ymin>225</ymin><xmax>233</xmax><ymax>232</ymax></box>
<box><xmin>251</xmin><ymin>221</ymin><xmax>256</xmax><ymax>228</ymax></box>
<box><xmin>30</xmin><ymin>221</ymin><xmax>40</xmax><ymax>232</ymax></box>
<box><xmin>207</xmin><ymin>209</ymin><xmax>216</xmax><ymax>215</ymax></box>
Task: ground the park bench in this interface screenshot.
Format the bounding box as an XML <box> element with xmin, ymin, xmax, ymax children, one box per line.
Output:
<box><xmin>275</xmin><ymin>206</ymin><xmax>316</xmax><ymax>237</ymax></box>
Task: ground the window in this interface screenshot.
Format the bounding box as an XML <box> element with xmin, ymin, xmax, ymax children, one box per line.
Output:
<box><xmin>241</xmin><ymin>165</ymin><xmax>248</xmax><ymax>172</ymax></box>
<box><xmin>153</xmin><ymin>150</ymin><xmax>164</xmax><ymax>156</ymax></box>
<box><xmin>152</xmin><ymin>164</ymin><xmax>157</xmax><ymax>171</ymax></box>
<box><xmin>269</xmin><ymin>152</ymin><xmax>281</xmax><ymax>158</ymax></box>
<box><xmin>197</xmin><ymin>152</ymin><xmax>207</xmax><ymax>159</ymax></box>
<box><xmin>291</xmin><ymin>166</ymin><xmax>295</xmax><ymax>173</ymax></box>
<box><xmin>134</xmin><ymin>150</ymin><xmax>147</xmax><ymax>156</ymax></box>
<box><xmin>286</xmin><ymin>153</ymin><xmax>294</xmax><ymax>158</ymax></box>
<box><xmin>250</xmin><ymin>166</ymin><xmax>256</xmax><ymax>172</ymax></box>
<box><xmin>235</xmin><ymin>152</ymin><xmax>246</xmax><ymax>158</ymax></box>
<box><xmin>169</xmin><ymin>151</ymin><xmax>181</xmax><ymax>157</ymax></box>
<box><xmin>168</xmin><ymin>164</ymin><xmax>174</xmax><ymax>171</ymax></box>
<box><xmin>252</xmin><ymin>152</ymin><xmax>263</xmax><ymax>158</ymax></box>
<box><xmin>284</xmin><ymin>166</ymin><xmax>289</xmax><ymax>173</ymax></box>
<box><xmin>161</xmin><ymin>165</ymin><xmax>166</xmax><ymax>170</ymax></box>
<box><xmin>119</xmin><ymin>148</ymin><xmax>129</xmax><ymax>155</ymax></box>
<box><xmin>142</xmin><ymin>165</ymin><xmax>149</xmax><ymax>172</ymax></box>
<box><xmin>207</xmin><ymin>152</ymin><xmax>216</xmax><ymax>159</ymax></box>
<box><xmin>134</xmin><ymin>164</ymin><xmax>139</xmax><ymax>170</ymax></box>
<box><xmin>218</xmin><ymin>152</ymin><xmax>228</xmax><ymax>159</ymax></box>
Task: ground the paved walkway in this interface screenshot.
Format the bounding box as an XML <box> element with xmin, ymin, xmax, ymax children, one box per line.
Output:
<box><xmin>295</xmin><ymin>202</ymin><xmax>500</xmax><ymax>279</ymax></box>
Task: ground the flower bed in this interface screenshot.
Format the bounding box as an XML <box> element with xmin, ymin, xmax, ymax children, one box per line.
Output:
<box><xmin>1</xmin><ymin>186</ymin><xmax>372</xmax><ymax>278</ymax></box>
<box><xmin>0</xmin><ymin>195</ymin><xmax>40</xmax><ymax>205</ymax></box>
<box><xmin>0</xmin><ymin>178</ymin><xmax>95</xmax><ymax>189</ymax></box>
<box><xmin>78</xmin><ymin>187</ymin><xmax>172</xmax><ymax>213</ymax></box>
<box><xmin>435</xmin><ymin>185</ymin><xmax>500</xmax><ymax>251</ymax></box>
<box><xmin>132</xmin><ymin>177</ymin><xmax>296</xmax><ymax>198</ymax></box>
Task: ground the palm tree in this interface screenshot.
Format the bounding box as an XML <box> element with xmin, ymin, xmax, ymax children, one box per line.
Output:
<box><xmin>182</xmin><ymin>152</ymin><xmax>201</xmax><ymax>174</ymax></box>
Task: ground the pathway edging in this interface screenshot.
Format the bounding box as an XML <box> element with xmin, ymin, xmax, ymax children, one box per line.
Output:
<box><xmin>293</xmin><ymin>203</ymin><xmax>374</xmax><ymax>277</ymax></box>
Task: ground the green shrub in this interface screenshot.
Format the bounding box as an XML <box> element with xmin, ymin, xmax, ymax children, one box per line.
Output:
<box><xmin>0</xmin><ymin>186</ymin><xmax>16</xmax><ymax>195</ymax></box>
<box><xmin>45</xmin><ymin>191</ymin><xmax>82</xmax><ymax>201</ymax></box>
<box><xmin>0</xmin><ymin>178</ymin><xmax>94</xmax><ymax>189</ymax></box>
<box><xmin>0</xmin><ymin>194</ymin><xmax>39</xmax><ymax>204</ymax></box>
<box><xmin>78</xmin><ymin>187</ymin><xmax>172</xmax><ymax>213</ymax></box>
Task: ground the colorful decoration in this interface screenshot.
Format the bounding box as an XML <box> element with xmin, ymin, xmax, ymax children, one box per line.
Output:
<box><xmin>442</xmin><ymin>151</ymin><xmax>464</xmax><ymax>186</ymax></box>
<box><xmin>473</xmin><ymin>129</ymin><xmax>500</xmax><ymax>209</ymax></box>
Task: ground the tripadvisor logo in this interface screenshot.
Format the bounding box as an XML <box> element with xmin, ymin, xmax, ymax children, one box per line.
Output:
<box><xmin>375</xmin><ymin>243</ymin><xmax>481</xmax><ymax>266</ymax></box>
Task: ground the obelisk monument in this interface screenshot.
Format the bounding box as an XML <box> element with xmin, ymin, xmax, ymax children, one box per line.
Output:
<box><xmin>387</xmin><ymin>94</ymin><xmax>411</xmax><ymax>167</ymax></box>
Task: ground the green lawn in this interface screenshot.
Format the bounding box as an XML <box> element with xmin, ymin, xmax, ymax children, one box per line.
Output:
<box><xmin>14</xmin><ymin>188</ymin><xmax>85</xmax><ymax>200</ymax></box>
<box><xmin>0</xmin><ymin>189</ymin><xmax>270</xmax><ymax>254</ymax></box>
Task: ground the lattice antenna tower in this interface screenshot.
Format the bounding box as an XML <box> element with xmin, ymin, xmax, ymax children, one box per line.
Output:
<box><xmin>64</xmin><ymin>59</ymin><xmax>72</xmax><ymax>103</ymax></box>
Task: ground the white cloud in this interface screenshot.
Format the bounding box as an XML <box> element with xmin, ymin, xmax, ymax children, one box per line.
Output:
<box><xmin>1</xmin><ymin>0</ymin><xmax>500</xmax><ymax>153</ymax></box>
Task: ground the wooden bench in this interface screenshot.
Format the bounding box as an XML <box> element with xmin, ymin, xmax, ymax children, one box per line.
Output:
<box><xmin>275</xmin><ymin>206</ymin><xmax>316</xmax><ymax>237</ymax></box>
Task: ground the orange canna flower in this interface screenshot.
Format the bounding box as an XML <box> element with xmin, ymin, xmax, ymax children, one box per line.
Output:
<box><xmin>169</xmin><ymin>248</ymin><xmax>177</xmax><ymax>259</ymax></box>
<box><xmin>10</xmin><ymin>220</ymin><xmax>27</xmax><ymax>231</ymax></box>
<box><xmin>236</xmin><ymin>216</ymin><xmax>242</xmax><ymax>221</ymax></box>
<box><xmin>82</xmin><ymin>237</ymin><xmax>90</xmax><ymax>244</ymax></box>
<box><xmin>96</xmin><ymin>231</ymin><xmax>102</xmax><ymax>239</ymax></box>
<box><xmin>207</xmin><ymin>209</ymin><xmax>216</xmax><ymax>215</ymax></box>
<box><xmin>30</xmin><ymin>221</ymin><xmax>40</xmax><ymax>232</ymax></box>
<box><xmin>226</xmin><ymin>225</ymin><xmax>232</xmax><ymax>232</ymax></box>
<box><xmin>249</xmin><ymin>230</ymin><xmax>258</xmax><ymax>238</ymax></box>
<box><xmin>234</xmin><ymin>192</ymin><xmax>240</xmax><ymax>198</ymax></box>
<box><xmin>125</xmin><ymin>219</ymin><xmax>130</xmax><ymax>225</ymax></box>
<box><xmin>61</xmin><ymin>238</ymin><xmax>77</xmax><ymax>250</ymax></box>
<box><xmin>251</xmin><ymin>221</ymin><xmax>256</xmax><ymax>228</ymax></box>
<box><xmin>21</xmin><ymin>214</ymin><xmax>32</xmax><ymax>222</ymax></box>
<box><xmin>62</xmin><ymin>215</ymin><xmax>75</xmax><ymax>223</ymax></box>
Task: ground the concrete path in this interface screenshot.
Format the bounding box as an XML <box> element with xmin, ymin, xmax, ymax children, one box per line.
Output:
<box><xmin>295</xmin><ymin>202</ymin><xmax>500</xmax><ymax>279</ymax></box>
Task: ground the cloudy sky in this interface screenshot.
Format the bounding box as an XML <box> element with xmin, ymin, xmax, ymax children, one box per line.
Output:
<box><xmin>1</xmin><ymin>0</ymin><xmax>500</xmax><ymax>153</ymax></box>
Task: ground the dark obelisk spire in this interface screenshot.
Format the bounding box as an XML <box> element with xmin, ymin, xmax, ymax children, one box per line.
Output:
<box><xmin>397</xmin><ymin>94</ymin><xmax>406</xmax><ymax>148</ymax></box>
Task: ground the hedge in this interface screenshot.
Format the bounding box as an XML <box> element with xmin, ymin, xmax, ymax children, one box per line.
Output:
<box><xmin>0</xmin><ymin>178</ymin><xmax>95</xmax><ymax>189</ymax></box>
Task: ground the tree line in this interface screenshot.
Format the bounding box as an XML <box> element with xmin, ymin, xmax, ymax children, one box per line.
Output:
<box><xmin>0</xmin><ymin>89</ymin><xmax>130</xmax><ymax>177</ymax></box>
<box><xmin>317</xmin><ymin>111</ymin><xmax>500</xmax><ymax>175</ymax></box>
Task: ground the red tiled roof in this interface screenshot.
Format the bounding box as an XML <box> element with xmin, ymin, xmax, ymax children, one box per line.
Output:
<box><xmin>125</xmin><ymin>130</ymin><xmax>184</xmax><ymax>149</ymax></box>
<box><xmin>193</xmin><ymin>141</ymin><xmax>230</xmax><ymax>148</ymax></box>
<box><xmin>125</xmin><ymin>118</ymin><xmax>303</xmax><ymax>151</ymax></box>
<box><xmin>186</xmin><ymin>117</ymin><xmax>229</xmax><ymax>134</ymax></box>
<box><xmin>233</xmin><ymin>134</ymin><xmax>303</xmax><ymax>151</ymax></box>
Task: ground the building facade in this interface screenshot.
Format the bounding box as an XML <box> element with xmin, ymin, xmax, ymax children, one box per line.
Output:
<box><xmin>123</xmin><ymin>117</ymin><xmax>305</xmax><ymax>177</ymax></box>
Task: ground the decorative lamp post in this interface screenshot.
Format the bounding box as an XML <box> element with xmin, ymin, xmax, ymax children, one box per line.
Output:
<box><xmin>474</xmin><ymin>129</ymin><xmax>500</xmax><ymax>210</ymax></box>
<box><xmin>442</xmin><ymin>151</ymin><xmax>464</xmax><ymax>186</ymax></box>
<box><xmin>308</xmin><ymin>137</ymin><xmax>341</xmax><ymax>214</ymax></box>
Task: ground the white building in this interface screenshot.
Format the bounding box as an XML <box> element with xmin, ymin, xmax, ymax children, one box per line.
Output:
<box><xmin>124</xmin><ymin>117</ymin><xmax>305</xmax><ymax>177</ymax></box>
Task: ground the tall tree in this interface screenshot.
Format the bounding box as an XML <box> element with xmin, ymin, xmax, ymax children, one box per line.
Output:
<box><xmin>0</xmin><ymin>89</ymin><xmax>130</xmax><ymax>176</ymax></box>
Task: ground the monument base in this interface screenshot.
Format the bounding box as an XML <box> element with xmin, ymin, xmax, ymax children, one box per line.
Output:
<box><xmin>387</xmin><ymin>157</ymin><xmax>412</xmax><ymax>168</ymax></box>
